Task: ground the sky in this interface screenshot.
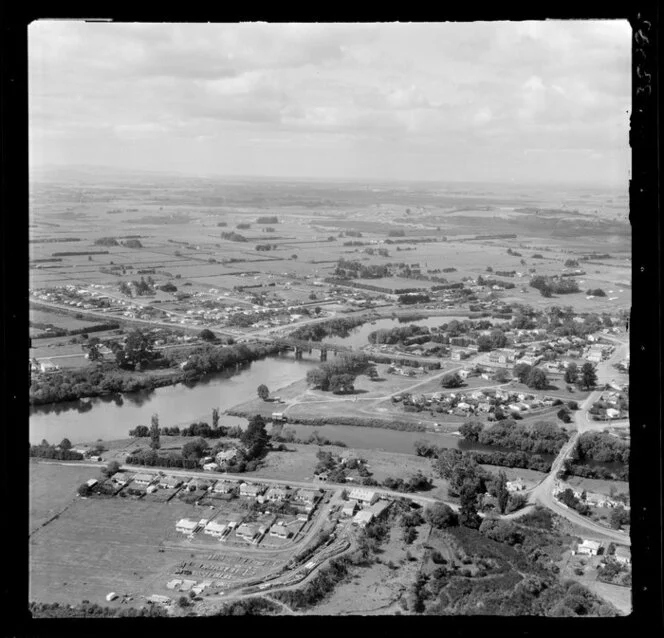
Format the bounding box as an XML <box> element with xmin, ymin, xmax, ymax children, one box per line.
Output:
<box><xmin>29</xmin><ymin>21</ymin><xmax>631</xmax><ymax>186</ymax></box>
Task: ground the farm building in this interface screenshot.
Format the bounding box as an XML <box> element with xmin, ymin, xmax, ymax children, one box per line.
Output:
<box><xmin>368</xmin><ymin>499</ymin><xmax>392</xmax><ymax>519</ymax></box>
<box><xmin>342</xmin><ymin>500</ymin><xmax>359</xmax><ymax>517</ymax></box>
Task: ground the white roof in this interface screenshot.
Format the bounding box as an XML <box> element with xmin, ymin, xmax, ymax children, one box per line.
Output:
<box><xmin>579</xmin><ymin>539</ymin><xmax>601</xmax><ymax>550</ymax></box>
<box><xmin>204</xmin><ymin>520</ymin><xmax>227</xmax><ymax>533</ymax></box>
<box><xmin>354</xmin><ymin>510</ymin><xmax>374</xmax><ymax>522</ymax></box>
<box><xmin>176</xmin><ymin>518</ymin><xmax>198</xmax><ymax>530</ymax></box>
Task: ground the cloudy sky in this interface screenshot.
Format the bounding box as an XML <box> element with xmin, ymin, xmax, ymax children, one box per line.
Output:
<box><xmin>29</xmin><ymin>21</ymin><xmax>631</xmax><ymax>185</ymax></box>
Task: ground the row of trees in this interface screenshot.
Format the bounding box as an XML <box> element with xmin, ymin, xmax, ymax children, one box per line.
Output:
<box><xmin>460</xmin><ymin>419</ymin><xmax>569</xmax><ymax>455</ymax></box>
<box><xmin>530</xmin><ymin>275</ymin><xmax>580</xmax><ymax>297</ymax></box>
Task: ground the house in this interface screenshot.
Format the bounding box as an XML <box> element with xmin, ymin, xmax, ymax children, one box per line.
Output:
<box><xmin>353</xmin><ymin>510</ymin><xmax>374</xmax><ymax>527</ymax></box>
<box><xmin>213</xmin><ymin>480</ymin><xmax>237</xmax><ymax>494</ymax></box>
<box><xmin>215</xmin><ymin>448</ymin><xmax>239</xmax><ymax>465</ymax></box>
<box><xmin>146</xmin><ymin>484</ymin><xmax>158</xmax><ymax>494</ymax></box>
<box><xmin>132</xmin><ymin>473</ymin><xmax>155</xmax><ymax>486</ymax></box>
<box><xmin>577</xmin><ymin>539</ymin><xmax>601</xmax><ymax>556</ymax></box>
<box><xmin>614</xmin><ymin>546</ymin><xmax>631</xmax><ymax>565</ymax></box>
<box><xmin>175</xmin><ymin>518</ymin><xmax>199</xmax><ymax>535</ymax></box>
<box><xmin>187</xmin><ymin>478</ymin><xmax>212</xmax><ymax>492</ymax></box>
<box><xmin>348</xmin><ymin>488</ymin><xmax>378</xmax><ymax>505</ymax></box>
<box><xmin>236</xmin><ymin>523</ymin><xmax>258</xmax><ymax>541</ymax></box>
<box><xmin>451</xmin><ymin>350</ymin><xmax>468</xmax><ymax>361</ymax></box>
<box><xmin>586</xmin><ymin>351</ymin><xmax>602</xmax><ymax>363</ymax></box>
<box><xmin>313</xmin><ymin>472</ymin><xmax>329</xmax><ymax>482</ymax></box>
<box><xmin>270</xmin><ymin>523</ymin><xmax>291</xmax><ymax>539</ymax></box>
<box><xmin>605</xmin><ymin>408</ymin><xmax>621</xmax><ymax>419</ymax></box>
<box><xmin>240</xmin><ymin>483</ymin><xmax>266</xmax><ymax>498</ymax></box>
<box><xmin>294</xmin><ymin>488</ymin><xmax>320</xmax><ymax>506</ymax></box>
<box><xmin>159</xmin><ymin>476</ymin><xmax>183</xmax><ymax>489</ymax></box>
<box><xmin>85</xmin><ymin>478</ymin><xmax>98</xmax><ymax>488</ymax></box>
<box><xmin>506</xmin><ymin>479</ymin><xmax>525</xmax><ymax>492</ymax></box>
<box><xmin>272</xmin><ymin>412</ymin><xmax>287</xmax><ymax>422</ymax></box>
<box><xmin>203</xmin><ymin>462</ymin><xmax>220</xmax><ymax>472</ymax></box>
<box><xmin>264</xmin><ymin>486</ymin><xmax>291</xmax><ymax>502</ymax></box>
<box><xmin>368</xmin><ymin>499</ymin><xmax>392</xmax><ymax>519</ymax></box>
<box><xmin>39</xmin><ymin>359</ymin><xmax>59</xmax><ymax>373</ymax></box>
<box><xmin>342</xmin><ymin>500</ymin><xmax>359</xmax><ymax>517</ymax></box>
<box><xmin>203</xmin><ymin>520</ymin><xmax>227</xmax><ymax>538</ymax></box>
<box><xmin>110</xmin><ymin>472</ymin><xmax>130</xmax><ymax>486</ymax></box>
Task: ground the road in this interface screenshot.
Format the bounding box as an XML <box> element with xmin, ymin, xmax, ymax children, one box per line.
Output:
<box><xmin>523</xmin><ymin>337</ymin><xmax>630</xmax><ymax>545</ymax></box>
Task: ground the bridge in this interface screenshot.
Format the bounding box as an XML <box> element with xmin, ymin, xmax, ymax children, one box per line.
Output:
<box><xmin>254</xmin><ymin>337</ymin><xmax>353</xmax><ymax>360</ymax></box>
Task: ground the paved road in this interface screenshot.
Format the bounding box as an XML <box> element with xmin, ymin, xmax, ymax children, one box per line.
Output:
<box><xmin>524</xmin><ymin>337</ymin><xmax>630</xmax><ymax>545</ymax></box>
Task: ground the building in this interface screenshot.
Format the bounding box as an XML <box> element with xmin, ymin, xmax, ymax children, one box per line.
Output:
<box><xmin>175</xmin><ymin>519</ymin><xmax>199</xmax><ymax>535</ymax></box>
<box><xmin>342</xmin><ymin>500</ymin><xmax>359</xmax><ymax>517</ymax></box>
<box><xmin>270</xmin><ymin>522</ymin><xmax>291</xmax><ymax>539</ymax></box>
<box><xmin>264</xmin><ymin>486</ymin><xmax>291</xmax><ymax>502</ymax></box>
<box><xmin>159</xmin><ymin>476</ymin><xmax>183</xmax><ymax>489</ymax></box>
<box><xmin>272</xmin><ymin>412</ymin><xmax>287</xmax><ymax>422</ymax></box>
<box><xmin>215</xmin><ymin>448</ymin><xmax>239</xmax><ymax>465</ymax></box>
<box><xmin>368</xmin><ymin>499</ymin><xmax>392</xmax><ymax>519</ymax></box>
<box><xmin>213</xmin><ymin>480</ymin><xmax>237</xmax><ymax>494</ymax></box>
<box><xmin>294</xmin><ymin>488</ymin><xmax>320</xmax><ymax>506</ymax></box>
<box><xmin>577</xmin><ymin>539</ymin><xmax>601</xmax><ymax>556</ymax></box>
<box><xmin>132</xmin><ymin>473</ymin><xmax>155</xmax><ymax>486</ymax></box>
<box><xmin>348</xmin><ymin>488</ymin><xmax>378</xmax><ymax>505</ymax></box>
<box><xmin>506</xmin><ymin>479</ymin><xmax>525</xmax><ymax>492</ymax></box>
<box><xmin>187</xmin><ymin>478</ymin><xmax>212</xmax><ymax>492</ymax></box>
<box><xmin>85</xmin><ymin>479</ymin><xmax>98</xmax><ymax>488</ymax></box>
<box><xmin>240</xmin><ymin>483</ymin><xmax>266</xmax><ymax>498</ymax></box>
<box><xmin>614</xmin><ymin>546</ymin><xmax>631</xmax><ymax>565</ymax></box>
<box><xmin>203</xmin><ymin>520</ymin><xmax>227</xmax><ymax>538</ymax></box>
<box><xmin>203</xmin><ymin>462</ymin><xmax>220</xmax><ymax>472</ymax></box>
<box><xmin>353</xmin><ymin>510</ymin><xmax>374</xmax><ymax>527</ymax></box>
<box><xmin>110</xmin><ymin>472</ymin><xmax>130</xmax><ymax>486</ymax></box>
<box><xmin>236</xmin><ymin>523</ymin><xmax>257</xmax><ymax>541</ymax></box>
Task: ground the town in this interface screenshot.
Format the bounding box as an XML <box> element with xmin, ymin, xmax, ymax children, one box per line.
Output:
<box><xmin>27</xmin><ymin>20</ymin><xmax>633</xmax><ymax>620</ymax></box>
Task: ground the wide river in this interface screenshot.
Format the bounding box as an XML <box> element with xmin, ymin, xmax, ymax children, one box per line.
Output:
<box><xmin>30</xmin><ymin>315</ymin><xmax>515</xmax><ymax>456</ymax></box>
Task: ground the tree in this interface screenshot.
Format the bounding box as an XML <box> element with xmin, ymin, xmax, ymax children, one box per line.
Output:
<box><xmin>493</xmin><ymin>367</ymin><xmax>510</xmax><ymax>383</ymax></box>
<box><xmin>513</xmin><ymin>363</ymin><xmax>532</xmax><ymax>384</ymax></box>
<box><xmin>256</xmin><ymin>384</ymin><xmax>270</xmax><ymax>401</ymax></box>
<box><xmin>609</xmin><ymin>506</ymin><xmax>629</xmax><ymax>530</ymax></box>
<box><xmin>59</xmin><ymin>438</ymin><xmax>72</xmax><ymax>451</ymax></box>
<box><xmin>116</xmin><ymin>329</ymin><xmax>155</xmax><ymax>371</ymax></box>
<box><xmin>459</xmin><ymin>420</ymin><xmax>483</xmax><ymax>442</ymax></box>
<box><xmin>580</xmin><ymin>363</ymin><xmax>597</xmax><ymax>390</ymax></box>
<box><xmin>150</xmin><ymin>414</ymin><xmax>160</xmax><ymax>450</ymax></box>
<box><xmin>495</xmin><ymin>471</ymin><xmax>509</xmax><ymax>514</ymax></box>
<box><xmin>423</xmin><ymin>503</ymin><xmax>458</xmax><ymax>529</ymax></box>
<box><xmin>182</xmin><ymin>437</ymin><xmax>208</xmax><ymax>460</ymax></box>
<box><xmin>291</xmin><ymin>254</ymin><xmax>298</xmax><ymax>260</ymax></box>
<box><xmin>102</xmin><ymin>460</ymin><xmax>121</xmax><ymax>478</ymax></box>
<box><xmin>212</xmin><ymin>408</ymin><xmax>220</xmax><ymax>429</ymax></box>
<box><xmin>557</xmin><ymin>408</ymin><xmax>572</xmax><ymax>424</ymax></box>
<box><xmin>199</xmin><ymin>329</ymin><xmax>216</xmax><ymax>342</ymax></box>
<box><xmin>85</xmin><ymin>337</ymin><xmax>103</xmax><ymax>362</ymax></box>
<box><xmin>366</xmin><ymin>366</ymin><xmax>379</xmax><ymax>381</ymax></box>
<box><xmin>441</xmin><ymin>372</ymin><xmax>463</xmax><ymax>389</ymax></box>
<box><xmin>242</xmin><ymin>415</ymin><xmax>269</xmax><ymax>460</ymax></box>
<box><xmin>564</xmin><ymin>363</ymin><xmax>579</xmax><ymax>384</ymax></box>
<box><xmin>77</xmin><ymin>483</ymin><xmax>92</xmax><ymax>497</ymax></box>
<box><xmin>459</xmin><ymin>485</ymin><xmax>482</xmax><ymax>529</ymax></box>
<box><xmin>526</xmin><ymin>367</ymin><xmax>548</xmax><ymax>390</ymax></box>
<box><xmin>330</xmin><ymin>374</ymin><xmax>356</xmax><ymax>394</ymax></box>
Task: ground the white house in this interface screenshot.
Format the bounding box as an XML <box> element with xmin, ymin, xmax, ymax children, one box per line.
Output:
<box><xmin>348</xmin><ymin>488</ymin><xmax>378</xmax><ymax>505</ymax></box>
<box><xmin>175</xmin><ymin>519</ymin><xmax>199</xmax><ymax>535</ymax></box>
<box><xmin>203</xmin><ymin>520</ymin><xmax>227</xmax><ymax>538</ymax></box>
<box><xmin>353</xmin><ymin>510</ymin><xmax>374</xmax><ymax>527</ymax></box>
<box><xmin>132</xmin><ymin>473</ymin><xmax>155</xmax><ymax>486</ymax></box>
<box><xmin>614</xmin><ymin>546</ymin><xmax>631</xmax><ymax>565</ymax></box>
<box><xmin>577</xmin><ymin>539</ymin><xmax>601</xmax><ymax>556</ymax></box>
<box><xmin>203</xmin><ymin>462</ymin><xmax>220</xmax><ymax>472</ymax></box>
<box><xmin>240</xmin><ymin>483</ymin><xmax>266</xmax><ymax>498</ymax></box>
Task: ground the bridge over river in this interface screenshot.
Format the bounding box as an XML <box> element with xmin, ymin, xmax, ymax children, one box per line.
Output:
<box><xmin>253</xmin><ymin>337</ymin><xmax>353</xmax><ymax>360</ymax></box>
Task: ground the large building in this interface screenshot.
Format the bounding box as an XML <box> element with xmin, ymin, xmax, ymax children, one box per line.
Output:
<box><xmin>348</xmin><ymin>488</ymin><xmax>378</xmax><ymax>505</ymax></box>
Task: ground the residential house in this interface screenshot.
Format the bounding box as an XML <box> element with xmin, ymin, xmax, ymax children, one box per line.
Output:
<box><xmin>264</xmin><ymin>486</ymin><xmax>291</xmax><ymax>502</ymax></box>
<box><xmin>342</xmin><ymin>500</ymin><xmax>359</xmax><ymax>517</ymax></box>
<box><xmin>240</xmin><ymin>483</ymin><xmax>266</xmax><ymax>499</ymax></box>
<box><xmin>187</xmin><ymin>478</ymin><xmax>212</xmax><ymax>492</ymax></box>
<box><xmin>159</xmin><ymin>476</ymin><xmax>183</xmax><ymax>490</ymax></box>
<box><xmin>294</xmin><ymin>488</ymin><xmax>320</xmax><ymax>506</ymax></box>
<box><xmin>203</xmin><ymin>521</ymin><xmax>227</xmax><ymax>538</ymax></box>
<box><xmin>368</xmin><ymin>499</ymin><xmax>392</xmax><ymax>520</ymax></box>
<box><xmin>175</xmin><ymin>519</ymin><xmax>199</xmax><ymax>535</ymax></box>
<box><xmin>348</xmin><ymin>488</ymin><xmax>378</xmax><ymax>505</ymax></box>
<box><xmin>203</xmin><ymin>462</ymin><xmax>220</xmax><ymax>472</ymax></box>
<box><xmin>110</xmin><ymin>472</ymin><xmax>130</xmax><ymax>486</ymax></box>
<box><xmin>576</xmin><ymin>540</ymin><xmax>601</xmax><ymax>556</ymax></box>
<box><xmin>236</xmin><ymin>523</ymin><xmax>258</xmax><ymax>541</ymax></box>
<box><xmin>213</xmin><ymin>480</ymin><xmax>237</xmax><ymax>494</ymax></box>
<box><xmin>132</xmin><ymin>473</ymin><xmax>155</xmax><ymax>487</ymax></box>
<box><xmin>614</xmin><ymin>546</ymin><xmax>631</xmax><ymax>565</ymax></box>
<box><xmin>215</xmin><ymin>448</ymin><xmax>239</xmax><ymax>466</ymax></box>
<box><xmin>353</xmin><ymin>510</ymin><xmax>374</xmax><ymax>527</ymax></box>
<box><xmin>270</xmin><ymin>522</ymin><xmax>291</xmax><ymax>539</ymax></box>
<box><xmin>85</xmin><ymin>478</ymin><xmax>98</xmax><ymax>488</ymax></box>
<box><xmin>506</xmin><ymin>479</ymin><xmax>525</xmax><ymax>492</ymax></box>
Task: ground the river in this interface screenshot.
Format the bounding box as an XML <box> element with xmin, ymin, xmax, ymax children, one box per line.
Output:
<box><xmin>29</xmin><ymin>315</ymin><xmax>511</xmax><ymax>455</ymax></box>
